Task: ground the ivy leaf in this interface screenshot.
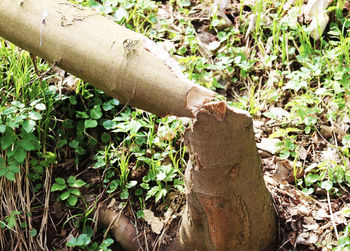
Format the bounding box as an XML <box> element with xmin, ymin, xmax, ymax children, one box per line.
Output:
<box><xmin>321</xmin><ymin>180</ymin><xmax>333</xmax><ymax>191</ymax></box>
<box><xmin>305</xmin><ymin>174</ymin><xmax>320</xmax><ymax>186</ymax></box>
<box><xmin>84</xmin><ymin>119</ymin><xmax>98</xmax><ymax>129</ymax></box>
<box><xmin>76</xmin><ymin>233</ymin><xmax>91</xmax><ymax>246</ymax></box>
<box><xmin>120</xmin><ymin>189</ymin><xmax>129</xmax><ymax>200</ymax></box>
<box><xmin>66</xmin><ymin>237</ymin><xmax>78</xmax><ymax>247</ymax></box>
<box><xmin>102</xmin><ymin>120</ymin><xmax>117</xmax><ymax>130</ymax></box>
<box><xmin>101</xmin><ymin>132</ymin><xmax>111</xmax><ymax>143</ymax></box>
<box><xmin>90</xmin><ymin>105</ymin><xmax>102</xmax><ymax>119</ymax></box>
<box><xmin>102</xmin><ymin>101</ymin><xmax>114</xmax><ymax>111</ymax></box>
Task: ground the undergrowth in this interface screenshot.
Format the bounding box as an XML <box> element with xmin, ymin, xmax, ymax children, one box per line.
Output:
<box><xmin>0</xmin><ymin>0</ymin><xmax>350</xmax><ymax>250</ymax></box>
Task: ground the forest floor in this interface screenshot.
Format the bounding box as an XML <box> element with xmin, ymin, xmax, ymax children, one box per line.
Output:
<box><xmin>0</xmin><ymin>0</ymin><xmax>350</xmax><ymax>250</ymax></box>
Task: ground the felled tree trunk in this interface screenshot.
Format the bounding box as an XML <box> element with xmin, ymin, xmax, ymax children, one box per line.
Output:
<box><xmin>0</xmin><ymin>0</ymin><xmax>276</xmax><ymax>250</ymax></box>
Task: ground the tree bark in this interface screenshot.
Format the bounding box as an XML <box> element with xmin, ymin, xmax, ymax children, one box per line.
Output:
<box><xmin>0</xmin><ymin>1</ymin><xmax>277</xmax><ymax>250</ymax></box>
<box><xmin>170</xmin><ymin>102</ymin><xmax>276</xmax><ymax>250</ymax></box>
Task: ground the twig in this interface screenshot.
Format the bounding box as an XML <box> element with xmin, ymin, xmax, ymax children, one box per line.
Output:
<box><xmin>327</xmin><ymin>190</ymin><xmax>339</xmax><ymax>240</ymax></box>
<box><xmin>25</xmin><ymin>61</ymin><xmax>57</xmax><ymax>87</ymax></box>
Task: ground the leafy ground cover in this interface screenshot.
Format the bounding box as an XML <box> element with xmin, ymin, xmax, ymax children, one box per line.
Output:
<box><xmin>0</xmin><ymin>0</ymin><xmax>350</xmax><ymax>250</ymax></box>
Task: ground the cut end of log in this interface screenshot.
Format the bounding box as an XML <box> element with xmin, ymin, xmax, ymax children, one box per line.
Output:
<box><xmin>185</xmin><ymin>86</ymin><xmax>216</xmax><ymax>116</ymax></box>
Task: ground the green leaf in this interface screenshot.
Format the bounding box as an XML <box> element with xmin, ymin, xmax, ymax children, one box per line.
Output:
<box><xmin>136</xmin><ymin>210</ymin><xmax>144</xmax><ymax>219</ymax></box>
<box><xmin>60</xmin><ymin>191</ymin><xmax>71</xmax><ymax>200</ymax></box>
<box><xmin>102</xmin><ymin>120</ymin><xmax>117</xmax><ymax>130</ymax></box>
<box><xmin>5</xmin><ymin>171</ymin><xmax>15</xmax><ymax>181</ymax></box>
<box><xmin>76</xmin><ymin>111</ymin><xmax>89</xmax><ymax>119</ymax></box>
<box><xmin>7</xmin><ymin>165</ymin><xmax>20</xmax><ymax>173</ymax></box>
<box><xmin>32</xmin><ymin>165</ymin><xmax>44</xmax><ymax>174</ymax></box>
<box><xmin>321</xmin><ymin>180</ymin><xmax>333</xmax><ymax>191</ymax></box>
<box><xmin>279</xmin><ymin>150</ymin><xmax>290</xmax><ymax>159</ymax></box>
<box><xmin>107</xmin><ymin>179</ymin><xmax>120</xmax><ymax>193</ymax></box>
<box><xmin>134</xmin><ymin>188</ymin><xmax>143</xmax><ymax>196</ymax></box>
<box><xmin>71</xmin><ymin>179</ymin><xmax>86</xmax><ymax>188</ymax></box>
<box><xmin>0</xmin><ymin>167</ymin><xmax>7</xmax><ymax>177</ymax></box>
<box><xmin>146</xmin><ymin>186</ymin><xmax>160</xmax><ymax>200</ymax></box>
<box><xmin>28</xmin><ymin>111</ymin><xmax>42</xmax><ymax>120</ymax></box>
<box><xmin>129</xmin><ymin>120</ymin><xmax>142</xmax><ymax>134</ymax></box>
<box><xmin>34</xmin><ymin>103</ymin><xmax>46</xmax><ymax>111</ymax></box>
<box><xmin>102</xmin><ymin>101</ymin><xmax>114</xmax><ymax>111</ymax></box>
<box><xmin>23</xmin><ymin>120</ymin><xmax>36</xmax><ymax>133</ymax></box>
<box><xmin>67</xmin><ymin>195</ymin><xmax>78</xmax><ymax>206</ymax></box>
<box><xmin>155</xmin><ymin>188</ymin><xmax>167</xmax><ymax>203</ymax></box>
<box><xmin>69</xmin><ymin>96</ymin><xmax>77</xmax><ymax>105</ymax></box>
<box><xmin>29</xmin><ymin>228</ymin><xmax>37</xmax><ymax>237</ymax></box>
<box><xmin>90</xmin><ymin>105</ymin><xmax>102</xmax><ymax>119</ymax></box>
<box><xmin>101</xmin><ymin>132</ymin><xmax>111</xmax><ymax>143</ymax></box>
<box><xmin>1</xmin><ymin>132</ymin><xmax>17</xmax><ymax>150</ymax></box>
<box><xmin>11</xmin><ymin>101</ymin><xmax>24</xmax><ymax>108</ymax></box>
<box><xmin>305</xmin><ymin>174</ymin><xmax>320</xmax><ymax>186</ymax></box>
<box><xmin>69</xmin><ymin>140</ymin><xmax>79</xmax><ymax>148</ymax></box>
<box><xmin>84</xmin><ymin>119</ymin><xmax>98</xmax><ymax>129</ymax></box>
<box><xmin>140</xmin><ymin>182</ymin><xmax>150</xmax><ymax>190</ymax></box>
<box><xmin>19</xmin><ymin>139</ymin><xmax>37</xmax><ymax>151</ymax></box>
<box><xmin>57</xmin><ymin>139</ymin><xmax>67</xmax><ymax>149</ymax></box>
<box><xmin>55</xmin><ymin>177</ymin><xmax>66</xmax><ymax>185</ymax></box>
<box><xmin>0</xmin><ymin>125</ymin><xmax>6</xmax><ymax>133</ymax></box>
<box><xmin>69</xmin><ymin>188</ymin><xmax>81</xmax><ymax>196</ymax></box>
<box><xmin>66</xmin><ymin>237</ymin><xmax>77</xmax><ymax>247</ymax></box>
<box><xmin>63</xmin><ymin>119</ymin><xmax>74</xmax><ymax>129</ymax></box>
<box><xmin>111</xmin><ymin>99</ymin><xmax>119</xmax><ymax>106</ymax></box>
<box><xmin>342</xmin><ymin>135</ymin><xmax>350</xmax><ymax>147</ymax></box>
<box><xmin>51</xmin><ymin>183</ymin><xmax>66</xmax><ymax>192</ymax></box>
<box><xmin>120</xmin><ymin>189</ymin><xmax>129</xmax><ymax>200</ymax></box>
<box><xmin>76</xmin><ymin>233</ymin><xmax>91</xmax><ymax>246</ymax></box>
<box><xmin>2</xmin><ymin>107</ymin><xmax>17</xmax><ymax>115</ymax></box>
<box><xmin>67</xmin><ymin>176</ymin><xmax>76</xmax><ymax>184</ymax></box>
<box><xmin>126</xmin><ymin>180</ymin><xmax>137</xmax><ymax>188</ymax></box>
<box><xmin>101</xmin><ymin>238</ymin><xmax>114</xmax><ymax>247</ymax></box>
<box><xmin>301</xmin><ymin>187</ymin><xmax>314</xmax><ymax>195</ymax></box>
<box><xmin>13</xmin><ymin>148</ymin><xmax>26</xmax><ymax>163</ymax></box>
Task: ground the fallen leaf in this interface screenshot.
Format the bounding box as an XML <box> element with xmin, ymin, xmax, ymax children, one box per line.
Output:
<box><xmin>257</xmin><ymin>138</ymin><xmax>281</xmax><ymax>154</ymax></box>
<box><xmin>298</xmin><ymin>146</ymin><xmax>308</xmax><ymax>160</ymax></box>
<box><xmin>272</xmin><ymin>161</ymin><xmax>290</xmax><ymax>183</ymax></box>
<box><xmin>143</xmin><ymin>209</ymin><xmax>164</xmax><ymax>234</ymax></box>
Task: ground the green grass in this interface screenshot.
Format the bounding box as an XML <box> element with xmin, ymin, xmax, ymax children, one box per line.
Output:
<box><xmin>0</xmin><ymin>0</ymin><xmax>350</xmax><ymax>250</ymax></box>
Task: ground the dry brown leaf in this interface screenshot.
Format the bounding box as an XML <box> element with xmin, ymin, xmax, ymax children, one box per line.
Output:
<box><xmin>313</xmin><ymin>208</ymin><xmax>329</xmax><ymax>220</ymax></box>
<box><xmin>272</xmin><ymin>161</ymin><xmax>290</xmax><ymax>183</ymax></box>
<box><xmin>257</xmin><ymin>138</ymin><xmax>281</xmax><ymax>154</ymax></box>
<box><xmin>143</xmin><ymin>209</ymin><xmax>164</xmax><ymax>234</ymax></box>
